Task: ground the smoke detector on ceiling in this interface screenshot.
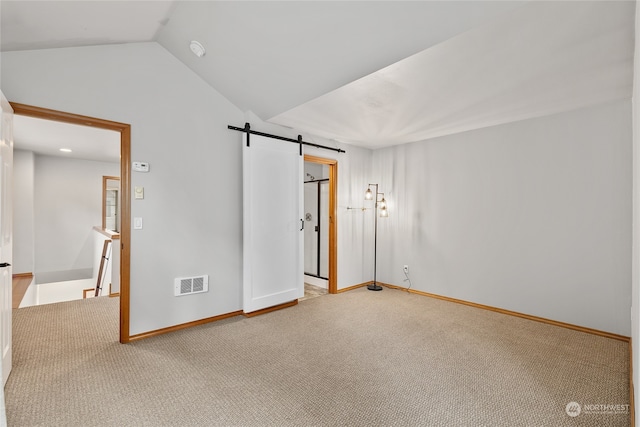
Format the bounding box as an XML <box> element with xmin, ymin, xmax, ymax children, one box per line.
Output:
<box><xmin>189</xmin><ymin>40</ymin><xmax>206</xmax><ymax>58</ymax></box>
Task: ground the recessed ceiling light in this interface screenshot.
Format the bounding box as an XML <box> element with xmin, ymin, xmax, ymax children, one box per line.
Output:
<box><xmin>59</xmin><ymin>148</ymin><xmax>72</xmax><ymax>153</ymax></box>
<box><xmin>189</xmin><ymin>40</ymin><xmax>206</xmax><ymax>58</ymax></box>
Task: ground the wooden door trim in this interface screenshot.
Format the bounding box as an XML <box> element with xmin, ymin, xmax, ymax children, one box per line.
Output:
<box><xmin>10</xmin><ymin>102</ymin><xmax>132</xmax><ymax>343</ymax></box>
<box><xmin>304</xmin><ymin>155</ymin><xmax>338</xmax><ymax>294</ymax></box>
<box><xmin>102</xmin><ymin>175</ymin><xmax>120</xmax><ymax>231</ymax></box>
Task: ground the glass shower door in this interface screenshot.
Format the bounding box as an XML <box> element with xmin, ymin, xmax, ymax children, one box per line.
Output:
<box><xmin>304</xmin><ymin>179</ymin><xmax>329</xmax><ymax>279</ymax></box>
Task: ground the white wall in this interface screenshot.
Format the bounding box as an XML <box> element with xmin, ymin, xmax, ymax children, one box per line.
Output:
<box><xmin>631</xmin><ymin>1</ymin><xmax>640</xmax><ymax>422</ymax></box>
<box><xmin>310</xmin><ymin>142</ymin><xmax>375</xmax><ymax>290</ymax></box>
<box><xmin>13</xmin><ymin>149</ymin><xmax>34</xmax><ymax>274</ymax></box>
<box><xmin>373</xmin><ymin>100</ymin><xmax>632</xmax><ymax>336</ymax></box>
<box><xmin>33</xmin><ymin>154</ymin><xmax>119</xmax><ymax>283</ymax></box>
<box><xmin>2</xmin><ymin>43</ymin><xmax>245</xmax><ymax>335</ymax></box>
<box><xmin>1</xmin><ymin>42</ymin><xmax>375</xmax><ymax>336</ymax></box>
<box><xmin>304</xmin><ymin>162</ymin><xmax>325</xmax><ymax>182</ymax></box>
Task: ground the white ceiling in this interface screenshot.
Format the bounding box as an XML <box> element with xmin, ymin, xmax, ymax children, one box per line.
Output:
<box><xmin>270</xmin><ymin>1</ymin><xmax>636</xmax><ymax>148</ymax></box>
<box><xmin>0</xmin><ymin>1</ymin><xmax>175</xmax><ymax>51</ymax></box>
<box><xmin>156</xmin><ymin>1</ymin><xmax>524</xmax><ymax>120</ymax></box>
<box><xmin>13</xmin><ymin>115</ymin><xmax>120</xmax><ymax>163</ymax></box>
<box><xmin>1</xmin><ymin>1</ymin><xmax>635</xmax><ymax>152</ymax></box>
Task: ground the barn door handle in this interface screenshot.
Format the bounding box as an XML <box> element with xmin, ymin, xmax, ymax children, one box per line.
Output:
<box><xmin>300</xmin><ymin>219</ymin><xmax>304</xmax><ymax>231</ymax></box>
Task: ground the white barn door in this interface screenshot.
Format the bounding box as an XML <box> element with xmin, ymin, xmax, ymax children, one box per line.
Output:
<box><xmin>243</xmin><ymin>133</ymin><xmax>303</xmax><ymax>314</ymax></box>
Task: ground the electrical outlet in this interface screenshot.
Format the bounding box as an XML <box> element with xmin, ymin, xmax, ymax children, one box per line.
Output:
<box><xmin>403</xmin><ymin>265</ymin><xmax>409</xmax><ymax>274</ymax></box>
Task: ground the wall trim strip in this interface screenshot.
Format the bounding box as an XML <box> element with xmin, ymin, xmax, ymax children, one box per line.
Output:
<box><xmin>378</xmin><ymin>281</ymin><xmax>630</xmax><ymax>342</ymax></box>
<box><xmin>128</xmin><ymin>310</ymin><xmax>244</xmax><ymax>342</ymax></box>
<box><xmin>243</xmin><ymin>300</ymin><xmax>298</xmax><ymax>318</ymax></box>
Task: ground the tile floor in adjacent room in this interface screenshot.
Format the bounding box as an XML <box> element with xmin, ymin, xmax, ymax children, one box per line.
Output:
<box><xmin>301</xmin><ymin>283</ymin><xmax>328</xmax><ymax>301</ymax></box>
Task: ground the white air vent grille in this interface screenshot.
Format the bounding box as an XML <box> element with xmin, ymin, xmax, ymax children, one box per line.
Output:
<box><xmin>174</xmin><ymin>275</ymin><xmax>209</xmax><ymax>296</ymax></box>
<box><xmin>192</xmin><ymin>277</ymin><xmax>204</xmax><ymax>292</ymax></box>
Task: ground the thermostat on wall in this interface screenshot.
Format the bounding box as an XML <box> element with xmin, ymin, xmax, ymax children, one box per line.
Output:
<box><xmin>132</xmin><ymin>161</ymin><xmax>150</xmax><ymax>172</ymax></box>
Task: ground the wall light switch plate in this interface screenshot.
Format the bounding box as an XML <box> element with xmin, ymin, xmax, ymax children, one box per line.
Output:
<box><xmin>134</xmin><ymin>217</ymin><xmax>143</xmax><ymax>230</ymax></box>
<box><xmin>134</xmin><ymin>186</ymin><xmax>144</xmax><ymax>199</ymax></box>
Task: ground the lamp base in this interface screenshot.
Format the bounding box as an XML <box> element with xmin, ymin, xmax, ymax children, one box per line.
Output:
<box><xmin>367</xmin><ymin>283</ymin><xmax>383</xmax><ymax>291</ymax></box>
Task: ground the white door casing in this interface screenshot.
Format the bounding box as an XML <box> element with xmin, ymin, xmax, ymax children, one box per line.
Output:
<box><xmin>0</xmin><ymin>93</ymin><xmax>13</xmax><ymax>386</ymax></box>
<box><xmin>243</xmin><ymin>133</ymin><xmax>303</xmax><ymax>313</ymax></box>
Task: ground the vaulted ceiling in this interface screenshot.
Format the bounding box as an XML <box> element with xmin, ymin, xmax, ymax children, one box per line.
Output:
<box><xmin>1</xmin><ymin>1</ymin><xmax>635</xmax><ymax>151</ymax></box>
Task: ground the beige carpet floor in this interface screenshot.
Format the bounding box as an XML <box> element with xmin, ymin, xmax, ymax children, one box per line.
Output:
<box><xmin>5</xmin><ymin>287</ymin><xmax>630</xmax><ymax>426</ymax></box>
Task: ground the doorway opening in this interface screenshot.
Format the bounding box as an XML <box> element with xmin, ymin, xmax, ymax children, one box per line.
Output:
<box><xmin>10</xmin><ymin>103</ymin><xmax>131</xmax><ymax>343</ymax></box>
<box><xmin>303</xmin><ymin>155</ymin><xmax>337</xmax><ymax>294</ymax></box>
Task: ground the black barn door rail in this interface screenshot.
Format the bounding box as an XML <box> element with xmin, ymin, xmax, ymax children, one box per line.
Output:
<box><xmin>228</xmin><ymin>122</ymin><xmax>346</xmax><ymax>154</ymax></box>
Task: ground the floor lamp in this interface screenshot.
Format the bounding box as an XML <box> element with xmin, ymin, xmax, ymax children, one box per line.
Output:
<box><xmin>365</xmin><ymin>184</ymin><xmax>388</xmax><ymax>291</ymax></box>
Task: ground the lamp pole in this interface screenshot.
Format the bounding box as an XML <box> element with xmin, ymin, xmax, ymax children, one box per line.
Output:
<box><xmin>367</xmin><ymin>184</ymin><xmax>383</xmax><ymax>291</ymax></box>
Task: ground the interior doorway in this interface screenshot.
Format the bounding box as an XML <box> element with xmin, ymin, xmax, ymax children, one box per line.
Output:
<box><xmin>304</xmin><ymin>164</ymin><xmax>328</xmax><ymax>282</ymax></box>
<box><xmin>303</xmin><ymin>155</ymin><xmax>337</xmax><ymax>294</ymax></box>
<box><xmin>9</xmin><ymin>103</ymin><xmax>132</xmax><ymax>343</ymax></box>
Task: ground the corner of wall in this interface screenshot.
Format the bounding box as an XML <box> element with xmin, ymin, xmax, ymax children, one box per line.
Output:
<box><xmin>631</xmin><ymin>2</ymin><xmax>639</xmax><ymax>424</ymax></box>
